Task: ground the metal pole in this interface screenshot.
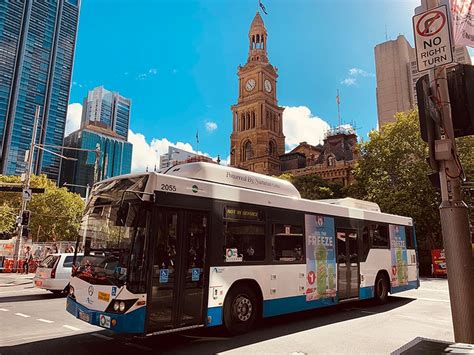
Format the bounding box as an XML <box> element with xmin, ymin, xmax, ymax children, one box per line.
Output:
<box><xmin>85</xmin><ymin>184</ymin><xmax>90</xmax><ymax>203</ymax></box>
<box><xmin>15</xmin><ymin>105</ymin><xmax>40</xmax><ymax>271</ymax></box>
<box><xmin>425</xmin><ymin>0</ymin><xmax>474</xmax><ymax>343</ymax></box>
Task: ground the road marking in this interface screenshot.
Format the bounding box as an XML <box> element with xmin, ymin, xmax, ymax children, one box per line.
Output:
<box><xmin>0</xmin><ymin>308</ymin><xmax>9</xmax><ymax>311</ymax></box>
<box><xmin>91</xmin><ymin>333</ymin><xmax>114</xmax><ymax>340</ymax></box>
<box><xmin>37</xmin><ymin>318</ymin><xmax>54</xmax><ymax>323</ymax></box>
<box><xmin>15</xmin><ymin>312</ymin><xmax>30</xmax><ymax>318</ymax></box>
<box><xmin>63</xmin><ymin>325</ymin><xmax>81</xmax><ymax>331</ymax></box>
<box><xmin>416</xmin><ymin>297</ymin><xmax>450</xmax><ymax>303</ymax></box>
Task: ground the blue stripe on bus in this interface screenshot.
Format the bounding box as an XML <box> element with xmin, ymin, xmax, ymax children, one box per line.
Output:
<box><xmin>207</xmin><ymin>306</ymin><xmax>223</xmax><ymax>327</ymax></box>
<box><xmin>66</xmin><ymin>296</ymin><xmax>146</xmax><ymax>334</ymax></box>
<box><xmin>390</xmin><ymin>280</ymin><xmax>419</xmax><ymax>294</ymax></box>
<box><xmin>263</xmin><ymin>295</ymin><xmax>337</xmax><ymax>318</ymax></box>
<box><xmin>359</xmin><ymin>286</ymin><xmax>374</xmax><ymax>300</ymax></box>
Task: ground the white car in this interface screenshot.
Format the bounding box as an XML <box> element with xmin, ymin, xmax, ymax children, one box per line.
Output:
<box><xmin>33</xmin><ymin>253</ymin><xmax>83</xmax><ymax>295</ymax></box>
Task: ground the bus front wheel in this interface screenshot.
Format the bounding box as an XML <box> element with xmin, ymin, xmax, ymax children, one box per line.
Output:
<box><xmin>374</xmin><ymin>273</ymin><xmax>389</xmax><ymax>304</ymax></box>
<box><xmin>224</xmin><ymin>284</ymin><xmax>259</xmax><ymax>335</ymax></box>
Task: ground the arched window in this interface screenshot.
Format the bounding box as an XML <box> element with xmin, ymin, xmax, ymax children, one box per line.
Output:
<box><xmin>256</xmin><ymin>34</ymin><xmax>260</xmax><ymax>48</ymax></box>
<box><xmin>246</xmin><ymin>112</ymin><xmax>250</xmax><ymax>130</ymax></box>
<box><xmin>251</xmin><ymin>111</ymin><xmax>256</xmax><ymax>128</ymax></box>
<box><xmin>269</xmin><ymin>141</ymin><xmax>276</xmax><ymax>156</ymax></box>
<box><xmin>243</xmin><ymin>141</ymin><xmax>252</xmax><ymax>161</ymax></box>
<box><xmin>328</xmin><ymin>156</ymin><xmax>335</xmax><ymax>167</ymax></box>
<box><xmin>241</xmin><ymin>113</ymin><xmax>245</xmax><ymax>131</ymax></box>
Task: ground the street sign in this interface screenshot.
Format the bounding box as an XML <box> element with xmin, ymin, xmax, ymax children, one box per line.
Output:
<box><xmin>413</xmin><ymin>5</ymin><xmax>453</xmax><ymax>72</ymax></box>
<box><xmin>22</xmin><ymin>188</ymin><xmax>32</xmax><ymax>201</ymax></box>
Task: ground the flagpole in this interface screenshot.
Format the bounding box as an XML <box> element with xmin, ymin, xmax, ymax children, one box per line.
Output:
<box><xmin>336</xmin><ymin>90</ymin><xmax>341</xmax><ymax>128</ymax></box>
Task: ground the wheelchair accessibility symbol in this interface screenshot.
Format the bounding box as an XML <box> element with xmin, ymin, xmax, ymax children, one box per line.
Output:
<box><xmin>159</xmin><ymin>269</ymin><xmax>169</xmax><ymax>283</ymax></box>
<box><xmin>192</xmin><ymin>268</ymin><xmax>200</xmax><ymax>282</ymax></box>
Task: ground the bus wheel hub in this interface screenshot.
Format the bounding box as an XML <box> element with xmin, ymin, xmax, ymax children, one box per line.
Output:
<box><xmin>234</xmin><ymin>296</ymin><xmax>252</xmax><ymax>322</ymax></box>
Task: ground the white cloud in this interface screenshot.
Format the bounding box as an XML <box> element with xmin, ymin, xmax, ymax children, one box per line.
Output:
<box><xmin>341</xmin><ymin>67</ymin><xmax>374</xmax><ymax>86</ymax></box>
<box><xmin>205</xmin><ymin>121</ymin><xmax>218</xmax><ymax>132</ymax></box>
<box><xmin>148</xmin><ymin>68</ymin><xmax>157</xmax><ymax>75</ymax></box>
<box><xmin>128</xmin><ymin>130</ymin><xmax>218</xmax><ymax>172</ymax></box>
<box><xmin>65</xmin><ymin>103</ymin><xmax>83</xmax><ymax>136</ymax></box>
<box><xmin>341</xmin><ymin>78</ymin><xmax>357</xmax><ymax>86</ymax></box>
<box><xmin>282</xmin><ymin>106</ymin><xmax>330</xmax><ymax>151</ymax></box>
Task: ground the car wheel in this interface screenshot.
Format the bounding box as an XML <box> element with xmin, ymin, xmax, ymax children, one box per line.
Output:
<box><xmin>223</xmin><ymin>284</ymin><xmax>259</xmax><ymax>335</ymax></box>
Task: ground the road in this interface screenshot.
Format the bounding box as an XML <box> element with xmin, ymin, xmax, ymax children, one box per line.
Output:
<box><xmin>0</xmin><ymin>276</ymin><xmax>454</xmax><ymax>354</ymax></box>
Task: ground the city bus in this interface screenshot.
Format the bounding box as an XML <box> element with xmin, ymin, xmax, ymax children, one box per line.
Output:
<box><xmin>66</xmin><ymin>162</ymin><xmax>419</xmax><ymax>335</ymax></box>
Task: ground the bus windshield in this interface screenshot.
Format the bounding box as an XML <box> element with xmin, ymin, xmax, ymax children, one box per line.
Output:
<box><xmin>74</xmin><ymin>175</ymin><xmax>149</xmax><ymax>292</ymax></box>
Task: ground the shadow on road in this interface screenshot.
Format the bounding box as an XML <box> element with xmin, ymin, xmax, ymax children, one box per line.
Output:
<box><xmin>0</xmin><ymin>292</ymin><xmax>65</xmax><ymax>303</ymax></box>
<box><xmin>0</xmin><ymin>296</ymin><xmax>415</xmax><ymax>355</ymax></box>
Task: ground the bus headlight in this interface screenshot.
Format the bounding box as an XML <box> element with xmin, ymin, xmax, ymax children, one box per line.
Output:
<box><xmin>119</xmin><ymin>301</ymin><xmax>125</xmax><ymax>312</ymax></box>
<box><xmin>113</xmin><ymin>301</ymin><xmax>120</xmax><ymax>311</ymax></box>
<box><xmin>106</xmin><ymin>299</ymin><xmax>138</xmax><ymax>314</ymax></box>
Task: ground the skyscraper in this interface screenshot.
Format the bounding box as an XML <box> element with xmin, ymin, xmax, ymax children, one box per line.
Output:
<box><xmin>81</xmin><ymin>86</ymin><xmax>131</xmax><ymax>140</ymax></box>
<box><xmin>0</xmin><ymin>1</ymin><xmax>80</xmax><ymax>181</ymax></box>
<box><xmin>375</xmin><ymin>35</ymin><xmax>471</xmax><ymax>127</ymax></box>
<box><xmin>60</xmin><ymin>125</ymin><xmax>132</xmax><ymax>197</ymax></box>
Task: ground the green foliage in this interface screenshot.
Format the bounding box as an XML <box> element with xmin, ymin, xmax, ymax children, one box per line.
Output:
<box><xmin>279</xmin><ymin>173</ymin><xmax>346</xmax><ymax>200</ymax></box>
<box><xmin>349</xmin><ymin>109</ymin><xmax>444</xmax><ymax>252</ymax></box>
<box><xmin>0</xmin><ymin>175</ymin><xmax>85</xmax><ymax>241</ymax></box>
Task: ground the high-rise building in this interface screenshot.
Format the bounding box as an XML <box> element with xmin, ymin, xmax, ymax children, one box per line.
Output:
<box><xmin>375</xmin><ymin>35</ymin><xmax>471</xmax><ymax>127</ymax></box>
<box><xmin>159</xmin><ymin>146</ymin><xmax>215</xmax><ymax>169</ymax></box>
<box><xmin>0</xmin><ymin>1</ymin><xmax>80</xmax><ymax>181</ymax></box>
<box><xmin>60</xmin><ymin>124</ymin><xmax>132</xmax><ymax>197</ymax></box>
<box><xmin>229</xmin><ymin>12</ymin><xmax>285</xmax><ymax>176</ymax></box>
<box><xmin>81</xmin><ymin>86</ymin><xmax>131</xmax><ymax>140</ymax></box>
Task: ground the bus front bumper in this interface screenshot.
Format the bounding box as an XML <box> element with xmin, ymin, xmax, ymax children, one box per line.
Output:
<box><xmin>66</xmin><ymin>296</ymin><xmax>145</xmax><ymax>334</ymax></box>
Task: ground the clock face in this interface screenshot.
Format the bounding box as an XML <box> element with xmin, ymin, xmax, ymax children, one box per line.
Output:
<box><xmin>264</xmin><ymin>79</ymin><xmax>272</xmax><ymax>93</ymax></box>
<box><xmin>245</xmin><ymin>79</ymin><xmax>256</xmax><ymax>92</ymax></box>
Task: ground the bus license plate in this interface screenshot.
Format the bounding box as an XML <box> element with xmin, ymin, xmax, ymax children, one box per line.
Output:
<box><xmin>79</xmin><ymin>310</ymin><xmax>90</xmax><ymax>323</ymax></box>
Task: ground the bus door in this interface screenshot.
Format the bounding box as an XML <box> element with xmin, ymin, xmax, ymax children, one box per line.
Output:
<box><xmin>336</xmin><ymin>229</ymin><xmax>359</xmax><ymax>300</ymax></box>
<box><xmin>147</xmin><ymin>208</ymin><xmax>208</xmax><ymax>332</ymax></box>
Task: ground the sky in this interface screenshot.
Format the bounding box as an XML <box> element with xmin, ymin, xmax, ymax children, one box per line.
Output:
<box><xmin>65</xmin><ymin>0</ymin><xmax>473</xmax><ymax>172</ymax></box>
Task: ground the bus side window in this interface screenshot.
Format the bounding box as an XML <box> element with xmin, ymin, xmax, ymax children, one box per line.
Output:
<box><xmin>223</xmin><ymin>221</ymin><xmax>265</xmax><ymax>262</ymax></box>
<box><xmin>372</xmin><ymin>224</ymin><xmax>389</xmax><ymax>248</ymax></box>
<box><xmin>272</xmin><ymin>224</ymin><xmax>304</xmax><ymax>263</ymax></box>
<box><xmin>406</xmin><ymin>227</ymin><xmax>414</xmax><ymax>249</ymax></box>
<box><xmin>360</xmin><ymin>226</ymin><xmax>370</xmax><ymax>262</ymax></box>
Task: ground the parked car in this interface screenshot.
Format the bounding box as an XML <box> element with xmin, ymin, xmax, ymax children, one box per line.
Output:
<box><xmin>33</xmin><ymin>253</ymin><xmax>83</xmax><ymax>295</ymax></box>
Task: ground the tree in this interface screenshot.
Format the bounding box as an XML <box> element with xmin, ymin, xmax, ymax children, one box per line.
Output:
<box><xmin>279</xmin><ymin>173</ymin><xmax>346</xmax><ymax>200</ymax></box>
<box><xmin>348</xmin><ymin>110</ymin><xmax>442</xmax><ymax>266</ymax></box>
<box><xmin>0</xmin><ymin>175</ymin><xmax>85</xmax><ymax>241</ymax></box>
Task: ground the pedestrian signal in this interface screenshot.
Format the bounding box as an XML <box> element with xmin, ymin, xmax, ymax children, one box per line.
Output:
<box><xmin>21</xmin><ymin>210</ymin><xmax>30</xmax><ymax>226</ymax></box>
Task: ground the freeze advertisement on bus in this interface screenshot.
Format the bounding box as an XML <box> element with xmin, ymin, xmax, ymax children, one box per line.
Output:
<box><xmin>305</xmin><ymin>214</ymin><xmax>337</xmax><ymax>301</ymax></box>
<box><xmin>389</xmin><ymin>225</ymin><xmax>408</xmax><ymax>287</ymax></box>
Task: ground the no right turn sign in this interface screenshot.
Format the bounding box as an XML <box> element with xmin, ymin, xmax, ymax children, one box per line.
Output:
<box><xmin>413</xmin><ymin>5</ymin><xmax>453</xmax><ymax>72</ymax></box>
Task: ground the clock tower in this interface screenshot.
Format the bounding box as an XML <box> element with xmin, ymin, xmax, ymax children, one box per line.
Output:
<box><xmin>230</xmin><ymin>12</ymin><xmax>285</xmax><ymax>176</ymax></box>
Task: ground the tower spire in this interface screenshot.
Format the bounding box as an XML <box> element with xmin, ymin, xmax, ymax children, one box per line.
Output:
<box><xmin>248</xmin><ymin>12</ymin><xmax>268</xmax><ymax>63</ymax></box>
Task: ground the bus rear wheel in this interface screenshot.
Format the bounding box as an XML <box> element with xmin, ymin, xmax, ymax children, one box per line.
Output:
<box><xmin>224</xmin><ymin>284</ymin><xmax>259</xmax><ymax>335</ymax></box>
<box><xmin>374</xmin><ymin>273</ymin><xmax>389</xmax><ymax>304</ymax></box>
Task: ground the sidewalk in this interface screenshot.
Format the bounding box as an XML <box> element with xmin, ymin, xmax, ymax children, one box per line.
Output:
<box><xmin>0</xmin><ymin>272</ymin><xmax>34</xmax><ymax>287</ymax></box>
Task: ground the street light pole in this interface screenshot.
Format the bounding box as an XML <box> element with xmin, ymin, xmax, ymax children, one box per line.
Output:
<box><xmin>15</xmin><ymin>105</ymin><xmax>40</xmax><ymax>271</ymax></box>
<box><xmin>424</xmin><ymin>0</ymin><xmax>474</xmax><ymax>343</ymax></box>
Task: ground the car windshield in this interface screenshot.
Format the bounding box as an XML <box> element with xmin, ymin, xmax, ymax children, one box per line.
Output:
<box><xmin>74</xmin><ymin>175</ymin><xmax>149</xmax><ymax>291</ymax></box>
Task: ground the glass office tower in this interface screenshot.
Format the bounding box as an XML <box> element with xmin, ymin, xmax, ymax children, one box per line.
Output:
<box><xmin>0</xmin><ymin>0</ymin><xmax>80</xmax><ymax>181</ymax></box>
<box><xmin>81</xmin><ymin>86</ymin><xmax>131</xmax><ymax>141</ymax></box>
<box><xmin>60</xmin><ymin>125</ymin><xmax>132</xmax><ymax>197</ymax></box>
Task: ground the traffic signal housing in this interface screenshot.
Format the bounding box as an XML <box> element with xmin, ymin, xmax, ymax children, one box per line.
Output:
<box><xmin>21</xmin><ymin>227</ymin><xmax>29</xmax><ymax>238</ymax></box>
<box><xmin>446</xmin><ymin>64</ymin><xmax>474</xmax><ymax>138</ymax></box>
<box><xmin>21</xmin><ymin>210</ymin><xmax>30</xmax><ymax>226</ymax></box>
<box><xmin>417</xmin><ymin>64</ymin><xmax>474</xmax><ymax>141</ymax></box>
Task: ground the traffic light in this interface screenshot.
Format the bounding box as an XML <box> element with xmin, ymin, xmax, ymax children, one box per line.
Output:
<box><xmin>21</xmin><ymin>210</ymin><xmax>30</xmax><ymax>226</ymax></box>
<box><xmin>21</xmin><ymin>227</ymin><xmax>29</xmax><ymax>238</ymax></box>
<box><xmin>446</xmin><ymin>64</ymin><xmax>474</xmax><ymax>138</ymax></box>
<box><xmin>416</xmin><ymin>74</ymin><xmax>439</xmax><ymax>170</ymax></box>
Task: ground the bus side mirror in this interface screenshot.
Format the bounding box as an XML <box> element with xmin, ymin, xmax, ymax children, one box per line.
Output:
<box><xmin>116</xmin><ymin>202</ymin><xmax>130</xmax><ymax>226</ymax></box>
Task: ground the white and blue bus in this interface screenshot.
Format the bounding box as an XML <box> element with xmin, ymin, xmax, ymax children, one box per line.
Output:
<box><xmin>66</xmin><ymin>162</ymin><xmax>419</xmax><ymax>335</ymax></box>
